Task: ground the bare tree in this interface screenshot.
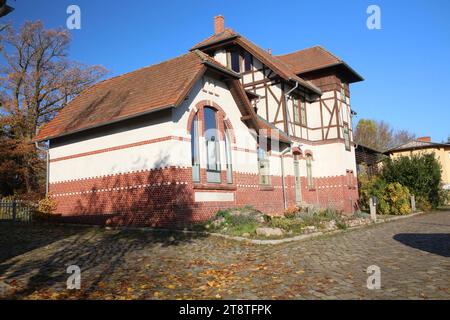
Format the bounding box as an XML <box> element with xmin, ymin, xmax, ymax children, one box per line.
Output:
<box><xmin>355</xmin><ymin>119</ymin><xmax>416</xmax><ymax>152</ymax></box>
<box><xmin>0</xmin><ymin>21</ymin><xmax>107</xmax><ymax>140</ymax></box>
<box><xmin>0</xmin><ymin>21</ymin><xmax>107</xmax><ymax>197</ymax></box>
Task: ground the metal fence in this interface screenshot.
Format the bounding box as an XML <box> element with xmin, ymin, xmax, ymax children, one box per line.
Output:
<box><xmin>0</xmin><ymin>200</ymin><xmax>35</xmax><ymax>222</ymax></box>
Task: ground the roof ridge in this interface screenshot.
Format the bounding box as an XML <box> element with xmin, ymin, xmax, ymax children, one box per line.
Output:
<box><xmin>276</xmin><ymin>45</ymin><xmax>322</xmax><ymax>57</ymax></box>
<box><xmin>277</xmin><ymin>45</ymin><xmax>343</xmax><ymax>62</ymax></box>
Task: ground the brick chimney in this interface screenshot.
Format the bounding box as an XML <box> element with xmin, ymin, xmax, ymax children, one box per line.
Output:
<box><xmin>268</xmin><ymin>48</ymin><xmax>272</xmax><ymax>56</ymax></box>
<box><xmin>417</xmin><ymin>136</ymin><xmax>431</xmax><ymax>142</ymax></box>
<box><xmin>214</xmin><ymin>15</ymin><xmax>224</xmax><ymax>34</ymax></box>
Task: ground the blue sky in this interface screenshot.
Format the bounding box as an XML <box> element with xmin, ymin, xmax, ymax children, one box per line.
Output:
<box><xmin>4</xmin><ymin>0</ymin><xmax>450</xmax><ymax>142</ymax></box>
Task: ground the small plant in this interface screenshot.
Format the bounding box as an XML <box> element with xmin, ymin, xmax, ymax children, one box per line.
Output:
<box><xmin>284</xmin><ymin>206</ymin><xmax>299</xmax><ymax>219</ymax></box>
<box><xmin>336</xmin><ymin>220</ymin><xmax>347</xmax><ymax>230</ymax></box>
<box><xmin>353</xmin><ymin>211</ymin><xmax>370</xmax><ymax>219</ymax></box>
<box><xmin>216</xmin><ymin>210</ymin><xmax>230</xmax><ymax>221</ymax></box>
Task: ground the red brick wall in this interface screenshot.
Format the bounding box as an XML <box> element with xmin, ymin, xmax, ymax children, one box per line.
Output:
<box><xmin>50</xmin><ymin>167</ymin><xmax>358</xmax><ymax>227</ymax></box>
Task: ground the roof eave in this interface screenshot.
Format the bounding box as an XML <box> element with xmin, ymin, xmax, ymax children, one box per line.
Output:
<box><xmin>33</xmin><ymin>104</ymin><xmax>178</xmax><ymax>143</ymax></box>
<box><xmin>297</xmin><ymin>62</ymin><xmax>364</xmax><ymax>83</ymax></box>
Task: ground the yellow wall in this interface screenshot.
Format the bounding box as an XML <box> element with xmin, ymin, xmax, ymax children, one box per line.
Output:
<box><xmin>389</xmin><ymin>146</ymin><xmax>450</xmax><ymax>187</ymax></box>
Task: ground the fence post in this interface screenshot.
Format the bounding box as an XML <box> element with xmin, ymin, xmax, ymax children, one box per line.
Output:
<box><xmin>12</xmin><ymin>200</ymin><xmax>17</xmax><ymax>222</ymax></box>
<box><xmin>370</xmin><ymin>197</ymin><xmax>377</xmax><ymax>222</ymax></box>
<box><xmin>410</xmin><ymin>195</ymin><xmax>416</xmax><ymax>213</ymax></box>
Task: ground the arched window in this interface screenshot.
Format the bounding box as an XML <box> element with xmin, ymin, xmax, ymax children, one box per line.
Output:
<box><xmin>224</xmin><ymin>124</ymin><xmax>233</xmax><ymax>184</ymax></box>
<box><xmin>191</xmin><ymin>114</ymin><xmax>200</xmax><ymax>182</ymax></box>
<box><xmin>204</xmin><ymin>107</ymin><xmax>221</xmax><ymax>183</ymax></box>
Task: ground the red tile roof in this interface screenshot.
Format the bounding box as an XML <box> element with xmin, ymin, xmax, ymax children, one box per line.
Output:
<box><xmin>191</xmin><ymin>30</ymin><xmax>321</xmax><ymax>95</ymax></box>
<box><xmin>235</xmin><ymin>38</ymin><xmax>321</xmax><ymax>94</ymax></box>
<box><xmin>277</xmin><ymin>46</ymin><xmax>363</xmax><ymax>82</ymax></box>
<box><xmin>34</xmin><ymin>48</ymin><xmax>290</xmax><ymax>144</ymax></box>
<box><xmin>35</xmin><ymin>52</ymin><xmax>209</xmax><ymax>142</ymax></box>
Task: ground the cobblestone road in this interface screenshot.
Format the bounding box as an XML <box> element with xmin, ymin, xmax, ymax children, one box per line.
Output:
<box><xmin>0</xmin><ymin>210</ymin><xmax>449</xmax><ymax>300</ymax></box>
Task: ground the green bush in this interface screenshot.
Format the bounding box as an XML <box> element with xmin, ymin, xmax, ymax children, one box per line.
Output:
<box><xmin>380</xmin><ymin>182</ymin><xmax>411</xmax><ymax>215</ymax></box>
<box><xmin>359</xmin><ymin>176</ymin><xmax>411</xmax><ymax>215</ymax></box>
<box><xmin>269</xmin><ymin>216</ymin><xmax>302</xmax><ymax>232</ymax></box>
<box><xmin>359</xmin><ymin>176</ymin><xmax>387</xmax><ymax>211</ymax></box>
<box><xmin>382</xmin><ymin>153</ymin><xmax>443</xmax><ymax>208</ymax></box>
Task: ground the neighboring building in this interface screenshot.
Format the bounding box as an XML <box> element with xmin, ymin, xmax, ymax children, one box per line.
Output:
<box><xmin>385</xmin><ymin>136</ymin><xmax>450</xmax><ymax>190</ymax></box>
<box><xmin>355</xmin><ymin>144</ymin><xmax>384</xmax><ymax>178</ymax></box>
<box><xmin>34</xmin><ymin>16</ymin><xmax>363</xmax><ymax>227</ymax></box>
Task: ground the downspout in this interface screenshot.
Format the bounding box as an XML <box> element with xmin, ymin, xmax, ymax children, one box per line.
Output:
<box><xmin>35</xmin><ymin>141</ymin><xmax>49</xmax><ymax>196</ymax></box>
<box><xmin>280</xmin><ymin>145</ymin><xmax>292</xmax><ymax>210</ymax></box>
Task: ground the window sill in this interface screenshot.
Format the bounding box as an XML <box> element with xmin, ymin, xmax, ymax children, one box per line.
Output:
<box><xmin>193</xmin><ymin>184</ymin><xmax>237</xmax><ymax>191</ymax></box>
<box><xmin>258</xmin><ymin>185</ymin><xmax>274</xmax><ymax>191</ymax></box>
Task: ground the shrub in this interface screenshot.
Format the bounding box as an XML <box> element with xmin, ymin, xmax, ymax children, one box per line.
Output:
<box><xmin>382</xmin><ymin>154</ymin><xmax>443</xmax><ymax>208</ymax></box>
<box><xmin>359</xmin><ymin>176</ymin><xmax>387</xmax><ymax>211</ymax></box>
<box><xmin>37</xmin><ymin>194</ymin><xmax>57</xmax><ymax>215</ymax></box>
<box><xmin>380</xmin><ymin>182</ymin><xmax>411</xmax><ymax>215</ymax></box>
<box><xmin>416</xmin><ymin>196</ymin><xmax>432</xmax><ymax>212</ymax></box>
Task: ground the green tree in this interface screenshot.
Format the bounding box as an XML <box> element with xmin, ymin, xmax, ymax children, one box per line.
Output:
<box><xmin>382</xmin><ymin>153</ymin><xmax>443</xmax><ymax>208</ymax></box>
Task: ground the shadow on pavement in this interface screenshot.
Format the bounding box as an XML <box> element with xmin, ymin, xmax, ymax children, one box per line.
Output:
<box><xmin>393</xmin><ymin>233</ymin><xmax>450</xmax><ymax>258</ymax></box>
<box><xmin>0</xmin><ymin>224</ymin><xmax>208</xmax><ymax>299</ymax></box>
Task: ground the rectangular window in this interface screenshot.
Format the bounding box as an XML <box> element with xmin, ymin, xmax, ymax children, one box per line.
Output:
<box><xmin>191</xmin><ymin>115</ymin><xmax>200</xmax><ymax>182</ymax></box>
<box><xmin>300</xmin><ymin>99</ymin><xmax>307</xmax><ymax>126</ymax></box>
<box><xmin>229</xmin><ymin>50</ymin><xmax>240</xmax><ymax>73</ymax></box>
<box><xmin>258</xmin><ymin>147</ymin><xmax>271</xmax><ymax>185</ymax></box>
<box><xmin>243</xmin><ymin>51</ymin><xmax>253</xmax><ymax>72</ymax></box>
<box><xmin>343</xmin><ymin>123</ymin><xmax>351</xmax><ymax>151</ymax></box>
<box><xmin>306</xmin><ymin>155</ymin><xmax>314</xmax><ymax>189</ymax></box>
<box><xmin>224</xmin><ymin>128</ymin><xmax>233</xmax><ymax>184</ymax></box>
<box><xmin>293</xmin><ymin>98</ymin><xmax>300</xmax><ymax>125</ymax></box>
<box><xmin>340</xmin><ymin>83</ymin><xmax>346</xmax><ymax>101</ymax></box>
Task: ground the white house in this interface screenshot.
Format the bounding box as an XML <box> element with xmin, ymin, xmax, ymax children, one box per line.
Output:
<box><xmin>34</xmin><ymin>16</ymin><xmax>363</xmax><ymax>227</ymax></box>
